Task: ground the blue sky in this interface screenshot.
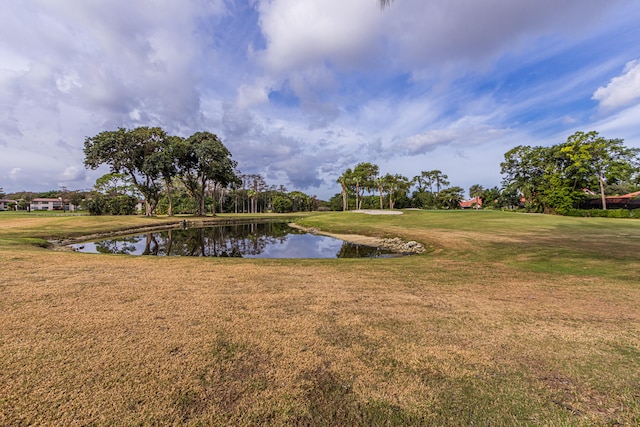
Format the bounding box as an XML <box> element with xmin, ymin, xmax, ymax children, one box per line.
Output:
<box><xmin>1</xmin><ymin>0</ymin><xmax>640</xmax><ymax>199</ymax></box>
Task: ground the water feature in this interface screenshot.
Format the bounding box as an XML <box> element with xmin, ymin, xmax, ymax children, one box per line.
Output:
<box><xmin>70</xmin><ymin>222</ymin><xmax>398</xmax><ymax>258</ymax></box>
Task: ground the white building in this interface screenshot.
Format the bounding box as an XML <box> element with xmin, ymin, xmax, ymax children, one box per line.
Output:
<box><xmin>29</xmin><ymin>198</ymin><xmax>75</xmax><ymax>211</ymax></box>
<box><xmin>0</xmin><ymin>199</ymin><xmax>18</xmax><ymax>211</ymax></box>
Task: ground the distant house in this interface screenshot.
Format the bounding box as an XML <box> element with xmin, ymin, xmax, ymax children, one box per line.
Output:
<box><xmin>0</xmin><ymin>199</ymin><xmax>18</xmax><ymax>211</ymax></box>
<box><xmin>587</xmin><ymin>191</ymin><xmax>640</xmax><ymax>210</ymax></box>
<box><xmin>30</xmin><ymin>198</ymin><xmax>76</xmax><ymax>211</ymax></box>
<box><xmin>460</xmin><ymin>196</ymin><xmax>482</xmax><ymax>209</ymax></box>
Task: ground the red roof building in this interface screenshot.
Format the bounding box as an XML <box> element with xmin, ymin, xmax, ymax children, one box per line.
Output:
<box><xmin>460</xmin><ymin>196</ymin><xmax>482</xmax><ymax>209</ymax></box>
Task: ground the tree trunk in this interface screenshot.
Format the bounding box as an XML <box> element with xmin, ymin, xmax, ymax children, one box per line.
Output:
<box><xmin>340</xmin><ymin>183</ymin><xmax>348</xmax><ymax>211</ymax></box>
<box><xmin>379</xmin><ymin>185</ymin><xmax>383</xmax><ymax>209</ymax></box>
<box><xmin>166</xmin><ymin>181</ymin><xmax>173</xmax><ymax>216</ymax></box>
<box><xmin>198</xmin><ymin>176</ymin><xmax>206</xmax><ymax>216</ymax></box>
<box><xmin>599</xmin><ymin>174</ymin><xmax>607</xmax><ymax>210</ymax></box>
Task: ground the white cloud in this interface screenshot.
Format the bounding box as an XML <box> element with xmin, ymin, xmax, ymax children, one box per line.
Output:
<box><xmin>236</xmin><ymin>81</ymin><xmax>270</xmax><ymax>109</ymax></box>
<box><xmin>404</xmin><ymin>117</ymin><xmax>508</xmax><ymax>156</ymax></box>
<box><xmin>592</xmin><ymin>59</ymin><xmax>640</xmax><ymax>110</ymax></box>
<box><xmin>59</xmin><ymin>165</ymin><xmax>85</xmax><ymax>182</ymax></box>
<box><xmin>9</xmin><ymin>168</ymin><xmax>22</xmax><ymax>181</ymax></box>
<box><xmin>256</xmin><ymin>0</ymin><xmax>381</xmax><ymax>73</ymax></box>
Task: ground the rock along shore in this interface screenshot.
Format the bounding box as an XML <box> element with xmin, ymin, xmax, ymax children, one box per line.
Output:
<box><xmin>288</xmin><ymin>223</ymin><xmax>425</xmax><ymax>254</ymax></box>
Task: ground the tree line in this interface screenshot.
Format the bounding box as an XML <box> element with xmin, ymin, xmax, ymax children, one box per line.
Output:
<box><xmin>500</xmin><ymin>131</ymin><xmax>639</xmax><ymax>213</ymax></box>
<box><xmin>82</xmin><ymin>127</ymin><xmax>319</xmax><ymax>216</ymax></box>
<box><xmin>332</xmin><ymin>163</ymin><xmax>470</xmax><ymax>211</ymax></box>
<box><xmin>4</xmin><ymin>129</ymin><xmax>638</xmax><ymax>216</ymax></box>
<box><xmin>331</xmin><ymin>131</ymin><xmax>639</xmax><ymax>213</ymax></box>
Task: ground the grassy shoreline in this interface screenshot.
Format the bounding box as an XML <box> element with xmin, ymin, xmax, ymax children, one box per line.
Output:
<box><xmin>1</xmin><ymin>211</ymin><xmax>639</xmax><ymax>425</ymax></box>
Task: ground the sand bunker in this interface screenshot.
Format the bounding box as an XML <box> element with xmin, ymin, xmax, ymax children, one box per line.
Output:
<box><xmin>352</xmin><ymin>210</ymin><xmax>404</xmax><ymax>215</ymax></box>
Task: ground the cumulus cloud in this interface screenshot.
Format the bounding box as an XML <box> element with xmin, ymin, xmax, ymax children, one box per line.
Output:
<box><xmin>9</xmin><ymin>168</ymin><xmax>22</xmax><ymax>181</ymax></box>
<box><xmin>59</xmin><ymin>165</ymin><xmax>86</xmax><ymax>182</ymax></box>
<box><xmin>256</xmin><ymin>0</ymin><xmax>381</xmax><ymax>73</ymax></box>
<box><xmin>249</xmin><ymin>0</ymin><xmax>621</xmax><ymax>131</ymax></box>
<box><xmin>404</xmin><ymin>118</ymin><xmax>508</xmax><ymax>156</ymax></box>
<box><xmin>1</xmin><ymin>0</ymin><xmax>211</xmax><ymax>132</ymax></box>
<box><xmin>593</xmin><ymin>59</ymin><xmax>640</xmax><ymax>110</ymax></box>
<box><xmin>381</xmin><ymin>0</ymin><xmax>617</xmax><ymax>68</ymax></box>
<box><xmin>220</xmin><ymin>102</ymin><xmax>324</xmax><ymax>188</ymax></box>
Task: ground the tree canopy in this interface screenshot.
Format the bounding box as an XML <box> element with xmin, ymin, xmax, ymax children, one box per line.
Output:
<box><xmin>501</xmin><ymin>131</ymin><xmax>639</xmax><ymax>212</ymax></box>
<box><xmin>84</xmin><ymin>127</ymin><xmax>240</xmax><ymax>216</ymax></box>
<box><xmin>174</xmin><ymin>132</ymin><xmax>239</xmax><ymax>216</ymax></box>
<box><xmin>84</xmin><ymin>127</ymin><xmax>169</xmax><ymax>216</ymax></box>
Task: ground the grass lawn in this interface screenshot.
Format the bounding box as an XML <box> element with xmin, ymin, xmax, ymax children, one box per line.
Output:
<box><xmin>1</xmin><ymin>210</ymin><xmax>639</xmax><ymax>425</ymax></box>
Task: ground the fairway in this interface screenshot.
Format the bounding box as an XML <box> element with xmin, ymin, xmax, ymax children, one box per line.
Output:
<box><xmin>1</xmin><ymin>211</ymin><xmax>639</xmax><ymax>425</ymax></box>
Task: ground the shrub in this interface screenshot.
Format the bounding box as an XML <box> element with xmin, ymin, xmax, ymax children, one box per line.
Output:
<box><xmin>86</xmin><ymin>196</ymin><xmax>106</xmax><ymax>216</ymax></box>
<box><xmin>557</xmin><ymin>208</ymin><xmax>632</xmax><ymax>218</ymax></box>
<box><xmin>107</xmin><ymin>195</ymin><xmax>137</xmax><ymax>215</ymax></box>
<box><xmin>272</xmin><ymin>196</ymin><xmax>293</xmax><ymax>213</ymax></box>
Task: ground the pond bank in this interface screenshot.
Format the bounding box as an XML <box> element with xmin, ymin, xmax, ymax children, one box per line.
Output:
<box><xmin>50</xmin><ymin>217</ymin><xmax>424</xmax><ymax>255</ymax></box>
<box><xmin>288</xmin><ymin>223</ymin><xmax>425</xmax><ymax>254</ymax></box>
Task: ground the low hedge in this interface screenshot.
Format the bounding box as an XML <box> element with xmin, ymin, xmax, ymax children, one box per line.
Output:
<box><xmin>558</xmin><ymin>208</ymin><xmax>633</xmax><ymax>218</ymax></box>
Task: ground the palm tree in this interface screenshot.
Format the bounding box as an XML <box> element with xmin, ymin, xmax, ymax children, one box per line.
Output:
<box><xmin>469</xmin><ymin>184</ymin><xmax>484</xmax><ymax>209</ymax></box>
<box><xmin>377</xmin><ymin>176</ymin><xmax>385</xmax><ymax>209</ymax></box>
<box><xmin>432</xmin><ymin>170</ymin><xmax>450</xmax><ymax>198</ymax></box>
<box><xmin>352</xmin><ymin>162</ymin><xmax>379</xmax><ymax>210</ymax></box>
<box><xmin>384</xmin><ymin>173</ymin><xmax>410</xmax><ymax>209</ymax></box>
<box><xmin>336</xmin><ymin>169</ymin><xmax>352</xmax><ymax>211</ymax></box>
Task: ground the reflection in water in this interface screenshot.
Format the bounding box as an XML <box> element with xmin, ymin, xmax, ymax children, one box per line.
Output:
<box><xmin>73</xmin><ymin>222</ymin><xmax>398</xmax><ymax>259</ymax></box>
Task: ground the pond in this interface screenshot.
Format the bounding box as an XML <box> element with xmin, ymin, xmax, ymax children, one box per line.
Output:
<box><xmin>70</xmin><ymin>222</ymin><xmax>398</xmax><ymax>258</ymax></box>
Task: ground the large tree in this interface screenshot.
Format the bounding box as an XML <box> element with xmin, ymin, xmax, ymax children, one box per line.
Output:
<box><xmin>383</xmin><ymin>173</ymin><xmax>410</xmax><ymax>209</ymax></box>
<box><xmin>560</xmin><ymin>131</ymin><xmax>639</xmax><ymax>210</ymax></box>
<box><xmin>336</xmin><ymin>168</ymin><xmax>353</xmax><ymax>211</ymax></box>
<box><xmin>500</xmin><ymin>132</ymin><xmax>639</xmax><ymax>212</ymax></box>
<box><xmin>431</xmin><ymin>170</ymin><xmax>450</xmax><ymax>199</ymax></box>
<box><xmin>94</xmin><ymin>173</ymin><xmax>136</xmax><ymax>197</ymax></box>
<box><xmin>469</xmin><ymin>184</ymin><xmax>484</xmax><ymax>209</ymax></box>
<box><xmin>174</xmin><ymin>132</ymin><xmax>238</xmax><ymax>216</ymax></box>
<box><xmin>351</xmin><ymin>162</ymin><xmax>379</xmax><ymax>210</ymax></box>
<box><xmin>438</xmin><ymin>186</ymin><xmax>464</xmax><ymax>210</ymax></box>
<box><xmin>500</xmin><ymin>145</ymin><xmax>550</xmax><ymax>212</ymax></box>
<box><xmin>84</xmin><ymin>127</ymin><xmax>169</xmax><ymax>216</ymax></box>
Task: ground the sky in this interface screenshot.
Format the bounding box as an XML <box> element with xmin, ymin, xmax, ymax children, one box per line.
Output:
<box><xmin>1</xmin><ymin>0</ymin><xmax>640</xmax><ymax>200</ymax></box>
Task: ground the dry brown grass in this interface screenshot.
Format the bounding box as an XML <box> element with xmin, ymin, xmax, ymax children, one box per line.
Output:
<box><xmin>1</xmin><ymin>212</ymin><xmax>640</xmax><ymax>425</ymax></box>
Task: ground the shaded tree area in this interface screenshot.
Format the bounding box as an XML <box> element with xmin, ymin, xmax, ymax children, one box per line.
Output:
<box><xmin>82</xmin><ymin>126</ymin><xmax>319</xmax><ymax>216</ymax></box>
<box><xmin>501</xmin><ymin>131</ymin><xmax>640</xmax><ymax>213</ymax></box>
<box><xmin>332</xmin><ymin>164</ymin><xmax>455</xmax><ymax>211</ymax></box>
<box><xmin>84</xmin><ymin>127</ymin><xmax>171</xmax><ymax>216</ymax></box>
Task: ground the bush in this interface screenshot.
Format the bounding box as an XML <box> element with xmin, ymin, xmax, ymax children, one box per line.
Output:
<box><xmin>107</xmin><ymin>195</ymin><xmax>137</xmax><ymax>215</ymax></box>
<box><xmin>632</xmin><ymin>209</ymin><xmax>640</xmax><ymax>219</ymax></box>
<box><xmin>557</xmin><ymin>208</ymin><xmax>632</xmax><ymax>218</ymax></box>
<box><xmin>85</xmin><ymin>194</ymin><xmax>137</xmax><ymax>215</ymax></box>
<box><xmin>86</xmin><ymin>196</ymin><xmax>106</xmax><ymax>215</ymax></box>
<box><xmin>609</xmin><ymin>209</ymin><xmax>630</xmax><ymax>218</ymax></box>
<box><xmin>272</xmin><ymin>196</ymin><xmax>293</xmax><ymax>213</ymax></box>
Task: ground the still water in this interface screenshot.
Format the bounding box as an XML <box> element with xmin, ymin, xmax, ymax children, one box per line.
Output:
<box><xmin>70</xmin><ymin>222</ymin><xmax>397</xmax><ymax>259</ymax></box>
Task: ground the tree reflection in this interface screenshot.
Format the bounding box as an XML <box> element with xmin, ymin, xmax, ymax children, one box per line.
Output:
<box><xmin>337</xmin><ymin>242</ymin><xmax>395</xmax><ymax>258</ymax></box>
<box><xmin>82</xmin><ymin>222</ymin><xmax>396</xmax><ymax>258</ymax></box>
<box><xmin>95</xmin><ymin>236</ymin><xmax>139</xmax><ymax>255</ymax></box>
